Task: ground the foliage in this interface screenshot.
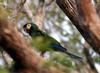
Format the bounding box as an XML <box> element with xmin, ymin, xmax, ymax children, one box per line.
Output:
<box><xmin>0</xmin><ymin>67</ymin><xmax>9</xmax><ymax>73</ymax></box>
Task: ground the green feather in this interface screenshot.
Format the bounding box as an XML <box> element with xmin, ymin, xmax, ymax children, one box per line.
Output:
<box><xmin>30</xmin><ymin>26</ymin><xmax>60</xmax><ymax>52</ymax></box>
<box><xmin>23</xmin><ymin>23</ymin><xmax>60</xmax><ymax>52</ymax></box>
<box><xmin>23</xmin><ymin>23</ymin><xmax>83</xmax><ymax>60</ymax></box>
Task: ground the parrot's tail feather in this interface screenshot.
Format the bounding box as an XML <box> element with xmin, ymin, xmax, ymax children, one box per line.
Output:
<box><xmin>65</xmin><ymin>51</ymin><xmax>83</xmax><ymax>61</ymax></box>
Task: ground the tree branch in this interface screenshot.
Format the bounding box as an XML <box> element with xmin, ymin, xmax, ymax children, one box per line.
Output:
<box><xmin>56</xmin><ymin>0</ymin><xmax>100</xmax><ymax>55</ymax></box>
<box><xmin>83</xmin><ymin>42</ymin><xmax>98</xmax><ymax>73</ymax></box>
<box><xmin>34</xmin><ymin>0</ymin><xmax>45</xmax><ymax>30</ymax></box>
<box><xmin>0</xmin><ymin>19</ymin><xmax>52</xmax><ymax>73</ymax></box>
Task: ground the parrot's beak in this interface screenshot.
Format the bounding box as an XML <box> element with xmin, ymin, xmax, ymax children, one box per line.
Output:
<box><xmin>22</xmin><ymin>29</ymin><xmax>29</xmax><ymax>36</ymax></box>
<box><xmin>24</xmin><ymin>28</ymin><xmax>27</xmax><ymax>32</ymax></box>
<box><xmin>24</xmin><ymin>28</ymin><xmax>29</xmax><ymax>33</ymax></box>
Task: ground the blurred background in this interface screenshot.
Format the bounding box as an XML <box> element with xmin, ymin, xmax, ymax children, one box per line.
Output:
<box><xmin>0</xmin><ymin>0</ymin><xmax>100</xmax><ymax>73</ymax></box>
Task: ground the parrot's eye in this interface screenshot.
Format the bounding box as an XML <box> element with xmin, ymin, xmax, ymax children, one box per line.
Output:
<box><xmin>26</xmin><ymin>24</ymin><xmax>31</xmax><ymax>29</ymax></box>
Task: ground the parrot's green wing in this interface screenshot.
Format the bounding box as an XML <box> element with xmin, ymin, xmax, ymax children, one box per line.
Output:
<box><xmin>30</xmin><ymin>29</ymin><xmax>60</xmax><ymax>52</ymax></box>
<box><xmin>23</xmin><ymin>23</ymin><xmax>83</xmax><ymax>60</ymax></box>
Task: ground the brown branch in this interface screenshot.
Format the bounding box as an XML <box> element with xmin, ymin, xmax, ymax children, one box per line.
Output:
<box><xmin>23</xmin><ymin>1</ymin><xmax>34</xmax><ymax>21</ymax></box>
<box><xmin>0</xmin><ymin>19</ymin><xmax>53</xmax><ymax>73</ymax></box>
<box><xmin>79</xmin><ymin>0</ymin><xmax>100</xmax><ymax>39</ymax></box>
<box><xmin>76</xmin><ymin>0</ymin><xmax>100</xmax><ymax>54</ymax></box>
<box><xmin>56</xmin><ymin>0</ymin><xmax>100</xmax><ymax>55</ymax></box>
<box><xmin>23</xmin><ymin>0</ymin><xmax>45</xmax><ymax>30</ymax></box>
<box><xmin>45</xmin><ymin>0</ymin><xmax>54</xmax><ymax>6</ymax></box>
<box><xmin>34</xmin><ymin>0</ymin><xmax>45</xmax><ymax>30</ymax></box>
<box><xmin>10</xmin><ymin>0</ymin><xmax>26</xmax><ymax>22</ymax></box>
<box><xmin>83</xmin><ymin>42</ymin><xmax>98</xmax><ymax>73</ymax></box>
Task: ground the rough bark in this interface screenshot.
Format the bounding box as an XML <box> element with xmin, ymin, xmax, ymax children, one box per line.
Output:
<box><xmin>56</xmin><ymin>0</ymin><xmax>100</xmax><ymax>55</ymax></box>
<box><xmin>0</xmin><ymin>19</ymin><xmax>52</xmax><ymax>73</ymax></box>
<box><xmin>83</xmin><ymin>42</ymin><xmax>98</xmax><ymax>73</ymax></box>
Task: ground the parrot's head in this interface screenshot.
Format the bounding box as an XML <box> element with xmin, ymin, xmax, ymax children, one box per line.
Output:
<box><xmin>23</xmin><ymin>23</ymin><xmax>39</xmax><ymax>35</ymax></box>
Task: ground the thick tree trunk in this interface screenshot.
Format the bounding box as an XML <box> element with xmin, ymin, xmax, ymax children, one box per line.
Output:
<box><xmin>0</xmin><ymin>19</ymin><xmax>52</xmax><ymax>73</ymax></box>
<box><xmin>56</xmin><ymin>0</ymin><xmax>100</xmax><ymax>55</ymax></box>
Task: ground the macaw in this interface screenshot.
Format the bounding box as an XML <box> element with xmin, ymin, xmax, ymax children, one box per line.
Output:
<box><xmin>23</xmin><ymin>23</ymin><xmax>82</xmax><ymax>60</ymax></box>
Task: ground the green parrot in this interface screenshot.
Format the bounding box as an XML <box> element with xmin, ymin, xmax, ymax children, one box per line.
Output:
<box><xmin>23</xmin><ymin>23</ymin><xmax>82</xmax><ymax>60</ymax></box>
